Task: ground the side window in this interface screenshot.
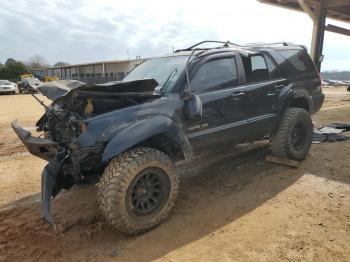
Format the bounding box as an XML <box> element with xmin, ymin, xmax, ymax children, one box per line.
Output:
<box><xmin>241</xmin><ymin>54</ymin><xmax>270</xmax><ymax>83</ymax></box>
<box><xmin>265</xmin><ymin>55</ymin><xmax>281</xmax><ymax>80</ymax></box>
<box><xmin>191</xmin><ymin>57</ymin><xmax>238</xmax><ymax>93</ymax></box>
<box><xmin>277</xmin><ymin>49</ymin><xmax>316</xmax><ymax>77</ymax></box>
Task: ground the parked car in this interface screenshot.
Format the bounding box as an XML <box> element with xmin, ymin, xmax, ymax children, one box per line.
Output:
<box><xmin>18</xmin><ymin>77</ymin><xmax>41</xmax><ymax>93</ymax></box>
<box><xmin>12</xmin><ymin>41</ymin><xmax>324</xmax><ymax>234</ymax></box>
<box><xmin>0</xmin><ymin>80</ymin><xmax>17</xmax><ymax>94</ymax></box>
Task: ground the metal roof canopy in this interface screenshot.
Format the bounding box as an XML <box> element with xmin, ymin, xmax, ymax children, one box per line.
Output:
<box><xmin>258</xmin><ymin>0</ymin><xmax>350</xmax><ymax>71</ymax></box>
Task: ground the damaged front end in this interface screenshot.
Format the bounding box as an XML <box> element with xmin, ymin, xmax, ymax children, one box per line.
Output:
<box><xmin>11</xmin><ymin>120</ymin><xmax>103</xmax><ymax>223</ymax></box>
<box><xmin>12</xmin><ymin>79</ymin><xmax>160</xmax><ymax>224</ymax></box>
<box><xmin>11</xmin><ymin>121</ymin><xmax>68</xmax><ymax>223</ymax></box>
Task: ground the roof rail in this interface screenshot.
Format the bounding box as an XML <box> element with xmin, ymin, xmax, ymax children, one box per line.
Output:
<box><xmin>245</xmin><ymin>42</ymin><xmax>295</xmax><ymax>47</ymax></box>
<box><xmin>175</xmin><ymin>40</ymin><xmax>243</xmax><ymax>52</ymax></box>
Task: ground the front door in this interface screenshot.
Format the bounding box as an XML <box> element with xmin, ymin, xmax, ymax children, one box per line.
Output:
<box><xmin>184</xmin><ymin>55</ymin><xmax>250</xmax><ymax>151</ymax></box>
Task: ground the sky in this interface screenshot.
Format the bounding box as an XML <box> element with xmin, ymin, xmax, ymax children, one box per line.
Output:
<box><xmin>0</xmin><ymin>0</ymin><xmax>349</xmax><ymax>71</ymax></box>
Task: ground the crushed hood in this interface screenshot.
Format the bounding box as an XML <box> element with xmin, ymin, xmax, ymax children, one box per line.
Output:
<box><xmin>36</xmin><ymin>79</ymin><xmax>159</xmax><ymax>101</ymax></box>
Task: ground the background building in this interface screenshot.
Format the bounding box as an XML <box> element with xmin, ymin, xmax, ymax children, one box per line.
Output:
<box><xmin>43</xmin><ymin>58</ymin><xmax>145</xmax><ymax>83</ymax></box>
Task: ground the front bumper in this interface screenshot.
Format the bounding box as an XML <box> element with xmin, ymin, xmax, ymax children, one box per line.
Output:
<box><xmin>11</xmin><ymin>120</ymin><xmax>57</xmax><ymax>161</ymax></box>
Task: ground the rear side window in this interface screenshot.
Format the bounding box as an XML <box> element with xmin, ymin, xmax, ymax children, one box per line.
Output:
<box><xmin>265</xmin><ymin>55</ymin><xmax>281</xmax><ymax>80</ymax></box>
<box><xmin>191</xmin><ymin>57</ymin><xmax>238</xmax><ymax>93</ymax></box>
<box><xmin>241</xmin><ymin>54</ymin><xmax>270</xmax><ymax>83</ymax></box>
<box><xmin>277</xmin><ymin>50</ymin><xmax>316</xmax><ymax>77</ymax></box>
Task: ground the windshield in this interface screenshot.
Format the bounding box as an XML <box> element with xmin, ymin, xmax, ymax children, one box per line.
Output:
<box><xmin>123</xmin><ymin>55</ymin><xmax>188</xmax><ymax>93</ymax></box>
<box><xmin>0</xmin><ymin>80</ymin><xmax>10</xmax><ymax>84</ymax></box>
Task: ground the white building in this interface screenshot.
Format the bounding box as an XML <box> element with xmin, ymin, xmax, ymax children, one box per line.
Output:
<box><xmin>44</xmin><ymin>58</ymin><xmax>145</xmax><ymax>83</ymax></box>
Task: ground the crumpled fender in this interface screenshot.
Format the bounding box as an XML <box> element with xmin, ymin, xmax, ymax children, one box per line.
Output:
<box><xmin>277</xmin><ymin>86</ymin><xmax>312</xmax><ymax>114</ymax></box>
<box><xmin>101</xmin><ymin>115</ymin><xmax>193</xmax><ymax>162</ymax></box>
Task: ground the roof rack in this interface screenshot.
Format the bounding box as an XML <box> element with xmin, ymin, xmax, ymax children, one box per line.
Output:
<box><xmin>175</xmin><ymin>40</ymin><xmax>304</xmax><ymax>54</ymax></box>
<box><xmin>244</xmin><ymin>42</ymin><xmax>295</xmax><ymax>47</ymax></box>
<box><xmin>175</xmin><ymin>40</ymin><xmax>243</xmax><ymax>52</ymax></box>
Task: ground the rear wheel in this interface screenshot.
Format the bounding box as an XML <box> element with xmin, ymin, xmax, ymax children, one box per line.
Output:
<box><xmin>270</xmin><ymin>108</ymin><xmax>313</xmax><ymax>160</ymax></box>
<box><xmin>97</xmin><ymin>147</ymin><xmax>179</xmax><ymax>234</ymax></box>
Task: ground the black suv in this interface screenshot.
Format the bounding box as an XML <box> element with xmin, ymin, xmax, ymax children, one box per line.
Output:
<box><xmin>12</xmin><ymin>41</ymin><xmax>324</xmax><ymax>234</ymax></box>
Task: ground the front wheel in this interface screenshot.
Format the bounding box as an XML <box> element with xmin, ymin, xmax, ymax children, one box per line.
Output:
<box><xmin>97</xmin><ymin>147</ymin><xmax>179</xmax><ymax>234</ymax></box>
<box><xmin>270</xmin><ymin>108</ymin><xmax>313</xmax><ymax>161</ymax></box>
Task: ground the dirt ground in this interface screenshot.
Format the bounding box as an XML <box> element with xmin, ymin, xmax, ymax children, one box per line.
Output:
<box><xmin>0</xmin><ymin>88</ymin><xmax>349</xmax><ymax>262</ymax></box>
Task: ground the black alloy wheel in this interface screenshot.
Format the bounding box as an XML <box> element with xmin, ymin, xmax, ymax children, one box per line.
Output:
<box><xmin>128</xmin><ymin>167</ymin><xmax>170</xmax><ymax>216</ymax></box>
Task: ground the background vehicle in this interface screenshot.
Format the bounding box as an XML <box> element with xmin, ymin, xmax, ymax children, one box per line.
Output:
<box><xmin>0</xmin><ymin>80</ymin><xmax>17</xmax><ymax>94</ymax></box>
<box><xmin>18</xmin><ymin>77</ymin><xmax>41</xmax><ymax>93</ymax></box>
<box><xmin>12</xmin><ymin>41</ymin><xmax>324</xmax><ymax>234</ymax></box>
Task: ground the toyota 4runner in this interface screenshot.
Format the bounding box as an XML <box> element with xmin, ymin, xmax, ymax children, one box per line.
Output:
<box><xmin>12</xmin><ymin>41</ymin><xmax>325</xmax><ymax>234</ymax></box>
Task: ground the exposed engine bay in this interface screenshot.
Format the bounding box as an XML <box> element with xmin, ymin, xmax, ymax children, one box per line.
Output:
<box><xmin>35</xmin><ymin>79</ymin><xmax>160</xmax><ymax>146</ymax></box>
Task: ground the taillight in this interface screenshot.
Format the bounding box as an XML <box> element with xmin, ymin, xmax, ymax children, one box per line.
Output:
<box><xmin>318</xmin><ymin>73</ymin><xmax>323</xmax><ymax>92</ymax></box>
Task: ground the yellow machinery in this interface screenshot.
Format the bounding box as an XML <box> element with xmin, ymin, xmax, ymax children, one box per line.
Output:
<box><xmin>20</xmin><ymin>74</ymin><xmax>59</xmax><ymax>82</ymax></box>
<box><xmin>43</xmin><ymin>76</ymin><xmax>59</xmax><ymax>82</ymax></box>
<box><xmin>20</xmin><ymin>74</ymin><xmax>33</xmax><ymax>80</ymax></box>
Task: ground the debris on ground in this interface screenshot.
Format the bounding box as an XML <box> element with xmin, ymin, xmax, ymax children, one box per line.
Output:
<box><xmin>313</xmin><ymin>123</ymin><xmax>350</xmax><ymax>143</ymax></box>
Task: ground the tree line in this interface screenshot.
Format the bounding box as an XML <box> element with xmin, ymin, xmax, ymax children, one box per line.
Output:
<box><xmin>321</xmin><ymin>71</ymin><xmax>350</xmax><ymax>81</ymax></box>
<box><xmin>0</xmin><ymin>55</ymin><xmax>70</xmax><ymax>80</ymax></box>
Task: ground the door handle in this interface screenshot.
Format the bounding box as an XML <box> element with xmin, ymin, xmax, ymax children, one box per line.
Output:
<box><xmin>274</xmin><ymin>84</ymin><xmax>285</xmax><ymax>89</ymax></box>
<box><xmin>231</xmin><ymin>92</ymin><xmax>246</xmax><ymax>100</ymax></box>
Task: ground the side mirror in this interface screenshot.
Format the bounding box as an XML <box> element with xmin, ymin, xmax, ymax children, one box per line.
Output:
<box><xmin>188</xmin><ymin>94</ymin><xmax>202</xmax><ymax>119</ymax></box>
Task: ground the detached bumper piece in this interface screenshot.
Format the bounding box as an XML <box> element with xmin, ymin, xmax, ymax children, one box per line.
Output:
<box><xmin>41</xmin><ymin>167</ymin><xmax>56</xmax><ymax>224</ymax></box>
<box><xmin>11</xmin><ymin>120</ymin><xmax>63</xmax><ymax>224</ymax></box>
<box><xmin>11</xmin><ymin>120</ymin><xmax>57</xmax><ymax>161</ymax></box>
<box><xmin>41</xmin><ymin>155</ymin><xmax>65</xmax><ymax>224</ymax></box>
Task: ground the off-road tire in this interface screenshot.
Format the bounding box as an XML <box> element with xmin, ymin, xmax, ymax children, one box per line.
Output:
<box><xmin>97</xmin><ymin>147</ymin><xmax>179</xmax><ymax>235</ymax></box>
<box><xmin>270</xmin><ymin>108</ymin><xmax>313</xmax><ymax>160</ymax></box>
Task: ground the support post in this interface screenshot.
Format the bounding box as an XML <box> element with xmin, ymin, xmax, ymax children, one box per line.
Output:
<box><xmin>298</xmin><ymin>0</ymin><xmax>326</xmax><ymax>72</ymax></box>
<box><xmin>311</xmin><ymin>4</ymin><xmax>326</xmax><ymax>71</ymax></box>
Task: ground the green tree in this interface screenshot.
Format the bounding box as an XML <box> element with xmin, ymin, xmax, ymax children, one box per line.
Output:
<box><xmin>0</xmin><ymin>59</ymin><xmax>29</xmax><ymax>79</ymax></box>
<box><xmin>5</xmin><ymin>58</ymin><xmax>16</xmax><ymax>66</ymax></box>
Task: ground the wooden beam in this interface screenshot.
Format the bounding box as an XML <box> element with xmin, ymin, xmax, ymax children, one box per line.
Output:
<box><xmin>326</xmin><ymin>24</ymin><xmax>350</xmax><ymax>36</ymax></box>
<box><xmin>298</xmin><ymin>0</ymin><xmax>318</xmax><ymax>21</ymax></box>
<box><xmin>324</xmin><ymin>0</ymin><xmax>349</xmax><ymax>8</ymax></box>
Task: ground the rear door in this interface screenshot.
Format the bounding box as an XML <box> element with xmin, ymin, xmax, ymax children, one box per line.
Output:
<box><xmin>238</xmin><ymin>52</ymin><xmax>287</xmax><ymax>139</ymax></box>
<box><xmin>185</xmin><ymin>53</ymin><xmax>250</xmax><ymax>150</ymax></box>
